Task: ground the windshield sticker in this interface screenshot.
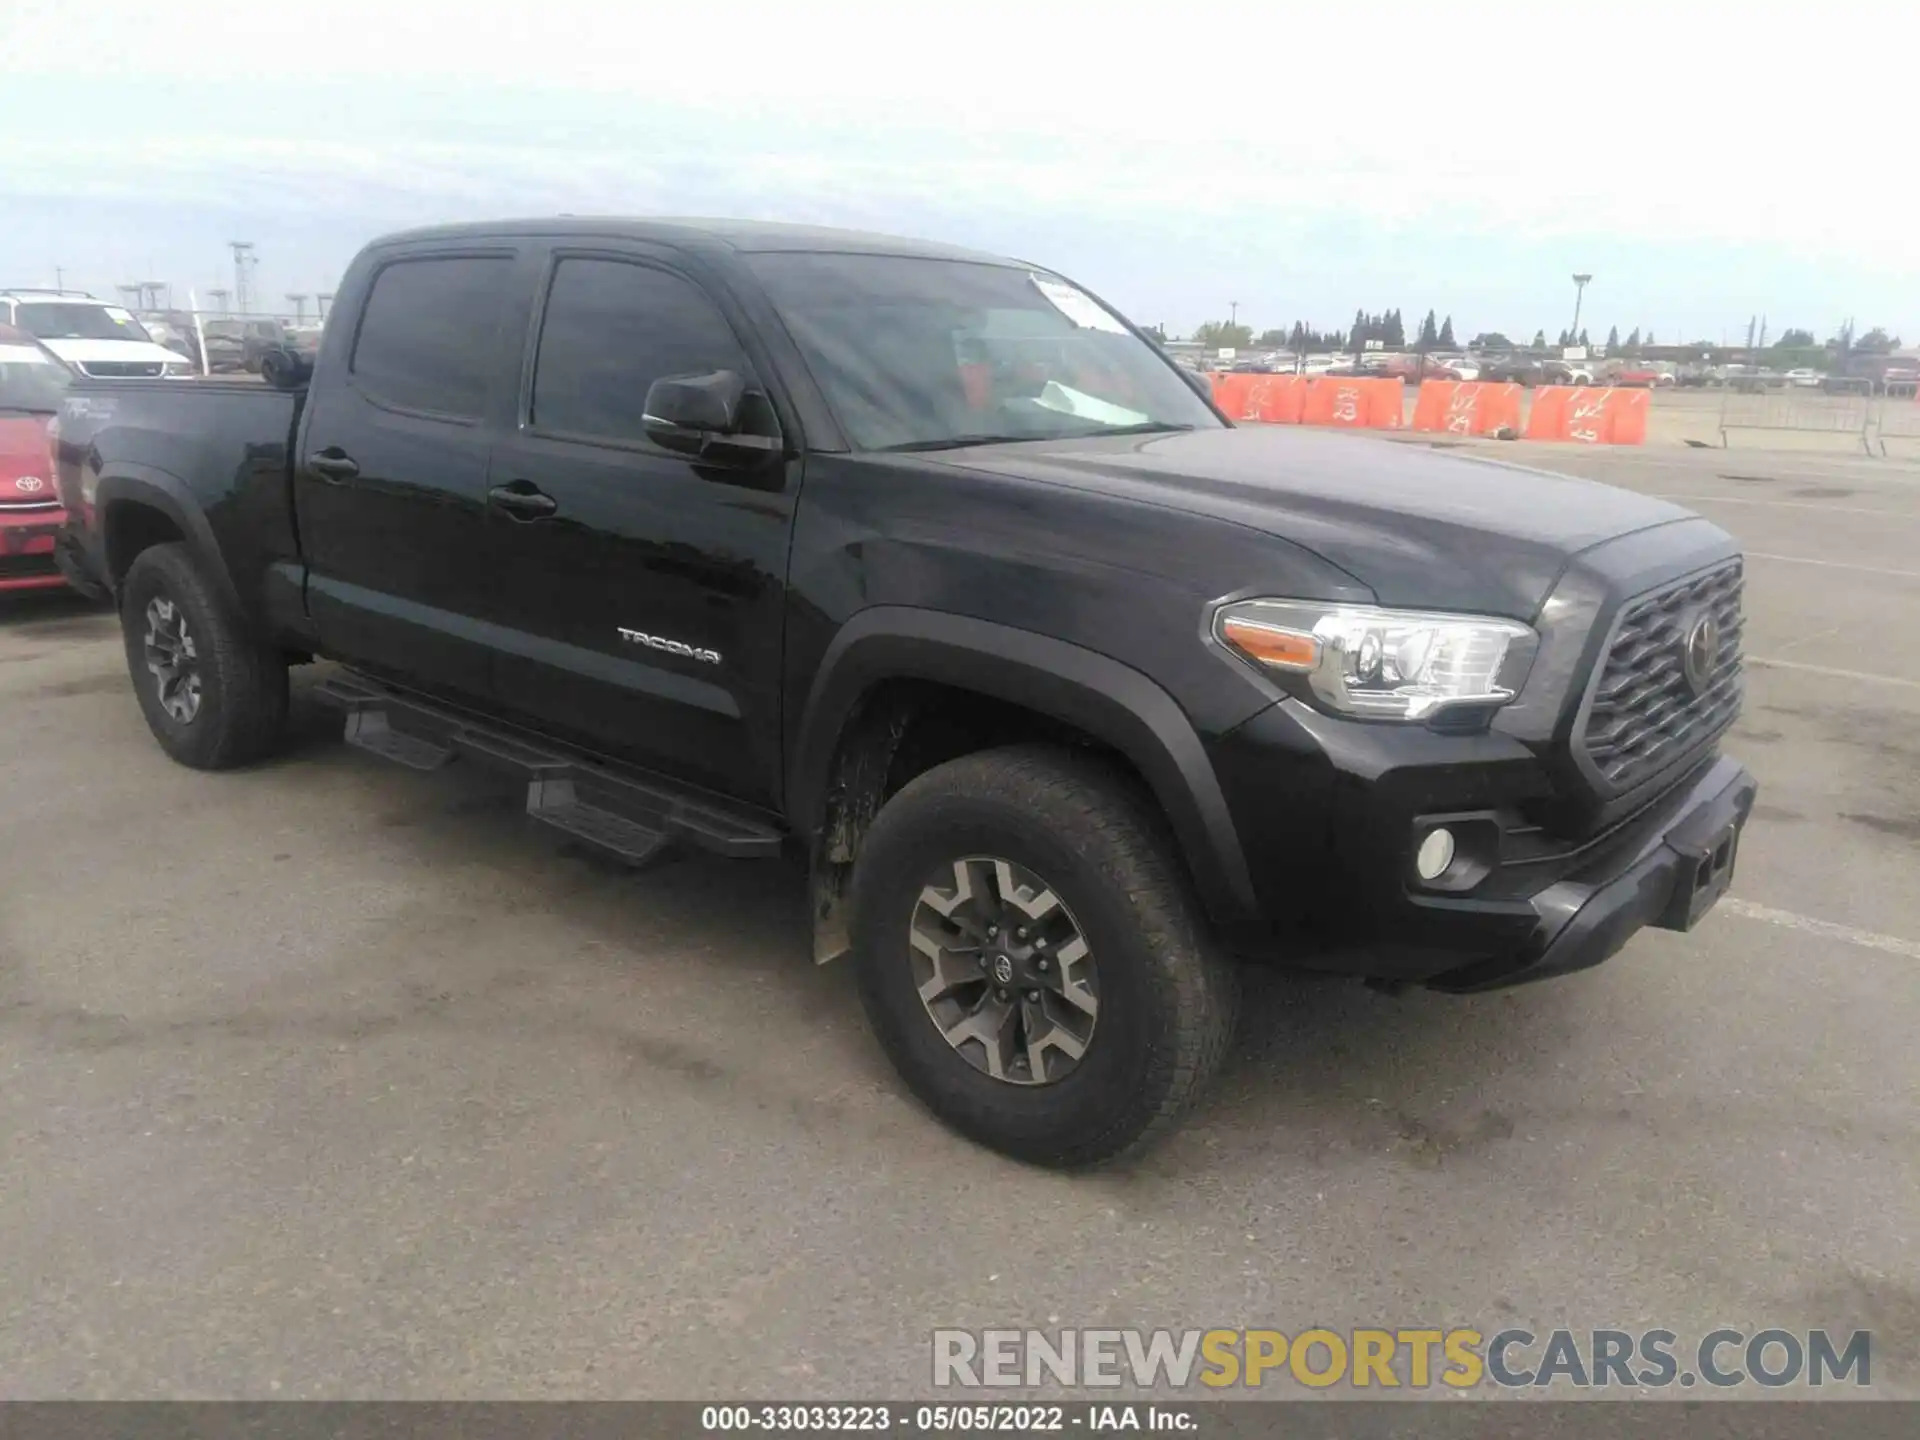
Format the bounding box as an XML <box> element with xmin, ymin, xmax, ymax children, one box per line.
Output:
<box><xmin>1031</xmin><ymin>276</ymin><xmax>1129</xmax><ymax>335</ymax></box>
<box><xmin>104</xmin><ymin>306</ymin><xmax>136</xmax><ymax>324</ymax></box>
<box><xmin>1033</xmin><ymin>381</ymin><xmax>1150</xmax><ymax>426</ymax></box>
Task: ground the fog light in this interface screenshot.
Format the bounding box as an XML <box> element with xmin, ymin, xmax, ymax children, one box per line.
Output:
<box><xmin>1415</xmin><ymin>827</ymin><xmax>1456</xmax><ymax>881</ymax></box>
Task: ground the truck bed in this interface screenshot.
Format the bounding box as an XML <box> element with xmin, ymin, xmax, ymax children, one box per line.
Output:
<box><xmin>53</xmin><ymin>376</ymin><xmax>307</xmax><ymax>618</ymax></box>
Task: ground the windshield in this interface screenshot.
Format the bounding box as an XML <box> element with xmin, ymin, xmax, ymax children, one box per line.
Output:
<box><xmin>747</xmin><ymin>253</ymin><xmax>1221</xmax><ymax>450</ymax></box>
<box><xmin>14</xmin><ymin>302</ymin><xmax>154</xmax><ymax>344</ymax></box>
<box><xmin>0</xmin><ymin>344</ymin><xmax>71</xmax><ymax>412</ymax></box>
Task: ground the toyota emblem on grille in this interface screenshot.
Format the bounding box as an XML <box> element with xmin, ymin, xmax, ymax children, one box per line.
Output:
<box><xmin>13</xmin><ymin>475</ymin><xmax>44</xmax><ymax>492</ymax></box>
<box><xmin>1681</xmin><ymin>611</ymin><xmax>1720</xmax><ymax>695</ymax></box>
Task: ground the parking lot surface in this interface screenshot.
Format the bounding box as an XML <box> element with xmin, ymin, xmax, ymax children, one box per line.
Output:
<box><xmin>3</xmin><ymin>442</ymin><xmax>1917</xmax><ymax>1399</ymax></box>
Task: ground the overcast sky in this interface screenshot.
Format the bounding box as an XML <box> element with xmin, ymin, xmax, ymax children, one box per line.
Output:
<box><xmin>4</xmin><ymin>0</ymin><xmax>1913</xmax><ymax>345</ymax></box>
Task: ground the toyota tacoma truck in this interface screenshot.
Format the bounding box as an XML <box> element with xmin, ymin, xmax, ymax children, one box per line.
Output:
<box><xmin>52</xmin><ymin>219</ymin><xmax>1757</xmax><ymax>1166</ymax></box>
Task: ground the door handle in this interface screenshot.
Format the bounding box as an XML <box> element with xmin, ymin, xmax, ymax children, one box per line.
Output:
<box><xmin>308</xmin><ymin>449</ymin><xmax>360</xmax><ymax>482</ymax></box>
<box><xmin>487</xmin><ymin>483</ymin><xmax>558</xmax><ymax>521</ymax></box>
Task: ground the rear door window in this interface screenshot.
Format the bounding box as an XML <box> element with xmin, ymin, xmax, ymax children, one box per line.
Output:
<box><xmin>350</xmin><ymin>256</ymin><xmax>514</xmax><ymax>418</ymax></box>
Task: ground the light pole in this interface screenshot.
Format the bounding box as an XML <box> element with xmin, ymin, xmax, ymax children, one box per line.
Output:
<box><xmin>1570</xmin><ymin>273</ymin><xmax>1592</xmax><ymax>347</ymax></box>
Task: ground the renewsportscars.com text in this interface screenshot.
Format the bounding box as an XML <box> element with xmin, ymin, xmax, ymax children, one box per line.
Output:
<box><xmin>932</xmin><ymin>1327</ymin><xmax>1871</xmax><ymax>1391</ymax></box>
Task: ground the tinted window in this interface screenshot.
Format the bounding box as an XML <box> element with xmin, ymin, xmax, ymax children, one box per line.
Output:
<box><xmin>532</xmin><ymin>259</ymin><xmax>755</xmax><ymax>445</ymax></box>
<box><xmin>351</xmin><ymin>256</ymin><xmax>512</xmax><ymax>418</ymax></box>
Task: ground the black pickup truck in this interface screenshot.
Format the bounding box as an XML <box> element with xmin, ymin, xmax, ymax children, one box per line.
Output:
<box><xmin>52</xmin><ymin>219</ymin><xmax>1756</xmax><ymax>1165</ymax></box>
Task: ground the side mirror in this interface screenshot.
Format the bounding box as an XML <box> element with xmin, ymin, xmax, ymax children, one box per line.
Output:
<box><xmin>642</xmin><ymin>370</ymin><xmax>781</xmax><ymax>465</ymax></box>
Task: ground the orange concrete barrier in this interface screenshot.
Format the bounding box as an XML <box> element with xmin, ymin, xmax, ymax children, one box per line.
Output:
<box><xmin>1214</xmin><ymin>373</ymin><xmax>1403</xmax><ymax>428</ymax></box>
<box><xmin>1248</xmin><ymin>374</ymin><xmax>1310</xmax><ymax>424</ymax></box>
<box><xmin>1523</xmin><ymin>386</ymin><xmax>1650</xmax><ymax>445</ymax></box>
<box><xmin>1412</xmin><ymin>380</ymin><xmax>1524</xmax><ymax>436</ymax></box>
<box><xmin>1302</xmin><ymin>376</ymin><xmax>1405</xmax><ymax>429</ymax></box>
<box><xmin>1210</xmin><ymin>372</ymin><xmax>1310</xmax><ymax>423</ymax></box>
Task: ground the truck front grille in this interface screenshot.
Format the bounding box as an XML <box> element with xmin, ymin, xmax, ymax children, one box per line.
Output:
<box><xmin>1580</xmin><ymin>560</ymin><xmax>1744</xmax><ymax>792</ymax></box>
<box><xmin>77</xmin><ymin>361</ymin><xmax>164</xmax><ymax>378</ymax></box>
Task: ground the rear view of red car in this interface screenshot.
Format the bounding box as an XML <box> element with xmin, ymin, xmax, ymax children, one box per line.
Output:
<box><xmin>0</xmin><ymin>324</ymin><xmax>72</xmax><ymax>592</ymax></box>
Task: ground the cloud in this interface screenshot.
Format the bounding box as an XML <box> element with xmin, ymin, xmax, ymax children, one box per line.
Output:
<box><xmin>3</xmin><ymin>0</ymin><xmax>1914</xmax><ymax>335</ymax></box>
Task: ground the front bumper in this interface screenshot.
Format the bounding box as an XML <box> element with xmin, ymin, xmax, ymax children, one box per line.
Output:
<box><xmin>0</xmin><ymin>507</ymin><xmax>71</xmax><ymax>592</ymax></box>
<box><xmin>1207</xmin><ymin>700</ymin><xmax>1757</xmax><ymax>991</ymax></box>
<box><xmin>1424</xmin><ymin>755</ymin><xmax>1756</xmax><ymax>992</ymax></box>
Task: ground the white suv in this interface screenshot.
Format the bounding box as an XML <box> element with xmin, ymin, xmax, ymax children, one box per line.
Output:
<box><xmin>0</xmin><ymin>290</ymin><xmax>196</xmax><ymax>379</ymax></box>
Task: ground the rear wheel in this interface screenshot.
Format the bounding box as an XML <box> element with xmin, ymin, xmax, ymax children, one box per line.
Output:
<box><xmin>120</xmin><ymin>543</ymin><xmax>289</xmax><ymax>769</ymax></box>
<box><xmin>849</xmin><ymin>745</ymin><xmax>1239</xmax><ymax>1167</ymax></box>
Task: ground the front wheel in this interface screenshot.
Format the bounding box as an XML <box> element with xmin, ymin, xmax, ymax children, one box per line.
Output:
<box><xmin>849</xmin><ymin>745</ymin><xmax>1239</xmax><ymax>1167</ymax></box>
<box><xmin>120</xmin><ymin>543</ymin><xmax>289</xmax><ymax>769</ymax></box>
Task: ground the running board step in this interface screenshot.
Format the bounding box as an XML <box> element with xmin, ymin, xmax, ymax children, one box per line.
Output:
<box><xmin>313</xmin><ymin>673</ymin><xmax>782</xmax><ymax>861</ymax></box>
<box><xmin>343</xmin><ymin>711</ymin><xmax>454</xmax><ymax>771</ymax></box>
<box><xmin>525</xmin><ymin>778</ymin><xmax>673</xmax><ymax>868</ymax></box>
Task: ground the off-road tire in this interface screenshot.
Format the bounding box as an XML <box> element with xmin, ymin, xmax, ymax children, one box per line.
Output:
<box><xmin>120</xmin><ymin>542</ymin><xmax>289</xmax><ymax>769</ymax></box>
<box><xmin>849</xmin><ymin>744</ymin><xmax>1240</xmax><ymax>1167</ymax></box>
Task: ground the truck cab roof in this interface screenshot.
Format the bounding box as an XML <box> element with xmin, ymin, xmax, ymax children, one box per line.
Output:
<box><xmin>370</xmin><ymin>217</ymin><xmax>1015</xmax><ymax>265</ymax></box>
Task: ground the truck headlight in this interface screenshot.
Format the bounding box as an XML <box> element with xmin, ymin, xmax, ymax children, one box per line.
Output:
<box><xmin>1215</xmin><ymin>599</ymin><xmax>1536</xmax><ymax>722</ymax></box>
<box><xmin>162</xmin><ymin>360</ymin><xmax>196</xmax><ymax>378</ymax></box>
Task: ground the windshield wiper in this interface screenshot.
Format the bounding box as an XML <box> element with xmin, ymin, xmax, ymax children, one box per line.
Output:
<box><xmin>877</xmin><ymin>434</ymin><xmax>1044</xmax><ymax>453</ymax></box>
<box><xmin>1067</xmin><ymin>421</ymin><xmax>1197</xmax><ymax>438</ymax></box>
<box><xmin>880</xmin><ymin>422</ymin><xmax>1199</xmax><ymax>453</ymax></box>
<box><xmin>0</xmin><ymin>404</ymin><xmax>60</xmax><ymax>415</ymax></box>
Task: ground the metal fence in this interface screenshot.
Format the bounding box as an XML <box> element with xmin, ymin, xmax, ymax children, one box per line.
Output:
<box><xmin>1719</xmin><ymin>381</ymin><xmax>1875</xmax><ymax>452</ymax></box>
<box><xmin>1874</xmin><ymin>391</ymin><xmax>1920</xmax><ymax>454</ymax></box>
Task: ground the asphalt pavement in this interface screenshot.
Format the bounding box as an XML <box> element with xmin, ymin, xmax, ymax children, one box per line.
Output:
<box><xmin>2</xmin><ymin>441</ymin><xmax>1916</xmax><ymax>1400</ymax></box>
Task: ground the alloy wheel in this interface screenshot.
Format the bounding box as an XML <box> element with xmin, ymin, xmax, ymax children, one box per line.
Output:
<box><xmin>143</xmin><ymin>595</ymin><xmax>203</xmax><ymax>724</ymax></box>
<box><xmin>908</xmin><ymin>855</ymin><xmax>1099</xmax><ymax>1086</ymax></box>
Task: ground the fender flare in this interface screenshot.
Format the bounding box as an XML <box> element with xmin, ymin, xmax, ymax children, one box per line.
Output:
<box><xmin>789</xmin><ymin>606</ymin><xmax>1265</xmax><ymax>940</ymax></box>
<box><xmin>94</xmin><ymin>466</ymin><xmax>246</xmax><ymax>619</ymax></box>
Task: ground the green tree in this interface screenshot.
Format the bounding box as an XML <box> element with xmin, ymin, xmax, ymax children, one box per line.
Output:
<box><xmin>1645</xmin><ymin>332</ymin><xmax>1656</xmax><ymax>346</ymax></box>
<box><xmin>1532</xmin><ymin>329</ymin><xmax>1547</xmax><ymax>348</ymax></box>
<box><xmin>1438</xmin><ymin>316</ymin><xmax>1456</xmax><ymax>348</ymax></box>
<box><xmin>1256</xmin><ymin>328</ymin><xmax>1289</xmax><ymax>347</ymax></box>
<box><xmin>1606</xmin><ymin>325</ymin><xmax>1620</xmax><ymax>349</ymax></box>
<box><xmin>1142</xmin><ymin>323</ymin><xmax>1167</xmax><ymax>342</ymax></box>
<box><xmin>1385</xmin><ymin>309</ymin><xmax>1406</xmax><ymax>348</ymax></box>
<box><xmin>1855</xmin><ymin>327</ymin><xmax>1895</xmax><ymax>353</ymax></box>
<box><xmin>1774</xmin><ymin>328</ymin><xmax>1815</xmax><ymax>348</ymax></box>
<box><xmin>1578</xmin><ymin>328</ymin><xmax>1590</xmax><ymax>347</ymax></box>
<box><xmin>1624</xmin><ymin>327</ymin><xmax>1641</xmax><ymax>352</ymax></box>
<box><xmin>1416</xmin><ymin>309</ymin><xmax>1439</xmax><ymax>350</ymax></box>
<box><xmin>1193</xmin><ymin>321</ymin><xmax>1254</xmax><ymax>349</ymax></box>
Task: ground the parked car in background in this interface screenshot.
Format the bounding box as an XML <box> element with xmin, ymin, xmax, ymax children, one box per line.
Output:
<box><xmin>201</xmin><ymin>317</ymin><xmax>291</xmax><ymax>374</ymax></box>
<box><xmin>1727</xmin><ymin>368</ymin><xmax>1786</xmax><ymax>393</ymax></box>
<box><xmin>1783</xmin><ymin>368</ymin><xmax>1825</xmax><ymax>389</ymax></box>
<box><xmin>1543</xmin><ymin>360</ymin><xmax>1594</xmax><ymax>386</ymax></box>
<box><xmin>0</xmin><ymin>290</ymin><xmax>197</xmax><ymax>379</ymax></box>
<box><xmin>1478</xmin><ymin>355</ymin><xmax>1553</xmax><ymax>385</ymax></box>
<box><xmin>259</xmin><ymin>324</ymin><xmax>325</xmax><ymax>387</ymax></box>
<box><xmin>1439</xmin><ymin>357</ymin><xmax>1480</xmax><ymax>381</ymax></box>
<box><xmin>1878</xmin><ymin>366</ymin><xmax>1918</xmax><ymax>398</ymax></box>
<box><xmin>0</xmin><ymin>324</ymin><xmax>73</xmax><ymax>592</ymax></box>
<box><xmin>140</xmin><ymin>314</ymin><xmax>203</xmax><ymax>370</ymax></box>
<box><xmin>1611</xmin><ymin>364</ymin><xmax>1673</xmax><ymax>388</ymax></box>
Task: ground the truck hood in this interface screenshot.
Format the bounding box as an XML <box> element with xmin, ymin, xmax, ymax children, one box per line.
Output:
<box><xmin>934</xmin><ymin>425</ymin><xmax>1699</xmax><ymax>618</ymax></box>
<box><xmin>39</xmin><ymin>337</ymin><xmax>185</xmax><ymax>368</ymax></box>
